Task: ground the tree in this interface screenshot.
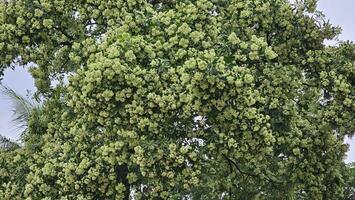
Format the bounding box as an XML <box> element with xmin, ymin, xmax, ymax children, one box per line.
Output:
<box><xmin>0</xmin><ymin>134</ymin><xmax>19</xmax><ymax>151</ymax></box>
<box><xmin>0</xmin><ymin>0</ymin><xmax>354</xmax><ymax>199</ymax></box>
<box><xmin>0</xmin><ymin>86</ymin><xmax>44</xmax><ymax>199</ymax></box>
<box><xmin>343</xmin><ymin>162</ymin><xmax>355</xmax><ymax>200</ymax></box>
<box><xmin>0</xmin><ymin>135</ymin><xmax>28</xmax><ymax>200</ymax></box>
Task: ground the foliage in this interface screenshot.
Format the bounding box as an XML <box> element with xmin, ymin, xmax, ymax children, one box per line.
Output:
<box><xmin>0</xmin><ymin>0</ymin><xmax>354</xmax><ymax>199</ymax></box>
<box><xmin>343</xmin><ymin>162</ymin><xmax>355</xmax><ymax>200</ymax></box>
<box><xmin>0</xmin><ymin>135</ymin><xmax>19</xmax><ymax>151</ymax></box>
<box><xmin>0</xmin><ymin>143</ymin><xmax>29</xmax><ymax>200</ymax></box>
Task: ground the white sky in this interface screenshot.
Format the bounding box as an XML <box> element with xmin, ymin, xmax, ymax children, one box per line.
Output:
<box><xmin>0</xmin><ymin>0</ymin><xmax>354</xmax><ymax>162</ymax></box>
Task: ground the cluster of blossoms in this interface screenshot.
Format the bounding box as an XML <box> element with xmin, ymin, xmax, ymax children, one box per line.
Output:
<box><xmin>0</xmin><ymin>0</ymin><xmax>354</xmax><ymax>199</ymax></box>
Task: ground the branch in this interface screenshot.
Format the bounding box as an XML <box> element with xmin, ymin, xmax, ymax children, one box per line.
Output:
<box><xmin>222</xmin><ymin>154</ymin><xmax>258</xmax><ymax>178</ymax></box>
<box><xmin>222</xmin><ymin>154</ymin><xmax>283</xmax><ymax>184</ymax></box>
<box><xmin>225</xmin><ymin>156</ymin><xmax>233</xmax><ymax>200</ymax></box>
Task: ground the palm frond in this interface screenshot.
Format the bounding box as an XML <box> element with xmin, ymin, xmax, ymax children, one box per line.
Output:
<box><xmin>0</xmin><ymin>85</ymin><xmax>40</xmax><ymax>138</ymax></box>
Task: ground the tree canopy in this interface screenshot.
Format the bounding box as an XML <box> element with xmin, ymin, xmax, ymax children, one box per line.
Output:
<box><xmin>0</xmin><ymin>0</ymin><xmax>354</xmax><ymax>199</ymax></box>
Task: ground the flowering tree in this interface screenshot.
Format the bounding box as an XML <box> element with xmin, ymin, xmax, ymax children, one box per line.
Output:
<box><xmin>0</xmin><ymin>0</ymin><xmax>354</xmax><ymax>199</ymax></box>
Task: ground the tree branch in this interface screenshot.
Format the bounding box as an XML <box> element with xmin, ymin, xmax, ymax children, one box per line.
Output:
<box><xmin>222</xmin><ymin>154</ymin><xmax>283</xmax><ymax>184</ymax></box>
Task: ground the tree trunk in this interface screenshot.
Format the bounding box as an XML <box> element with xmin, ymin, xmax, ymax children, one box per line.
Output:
<box><xmin>115</xmin><ymin>164</ymin><xmax>130</xmax><ymax>200</ymax></box>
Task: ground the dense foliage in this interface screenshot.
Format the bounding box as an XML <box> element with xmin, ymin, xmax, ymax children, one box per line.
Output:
<box><xmin>0</xmin><ymin>0</ymin><xmax>354</xmax><ymax>199</ymax></box>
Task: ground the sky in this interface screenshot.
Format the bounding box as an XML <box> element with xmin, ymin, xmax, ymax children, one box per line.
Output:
<box><xmin>0</xmin><ymin>0</ymin><xmax>354</xmax><ymax>162</ymax></box>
